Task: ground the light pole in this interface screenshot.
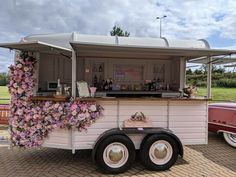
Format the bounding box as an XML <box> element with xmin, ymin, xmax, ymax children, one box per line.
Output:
<box><xmin>156</xmin><ymin>15</ymin><xmax>167</xmax><ymax>38</ymax></box>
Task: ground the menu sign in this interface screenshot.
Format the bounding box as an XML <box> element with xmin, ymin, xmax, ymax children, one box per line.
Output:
<box><xmin>76</xmin><ymin>81</ymin><xmax>90</xmax><ymax>97</ymax></box>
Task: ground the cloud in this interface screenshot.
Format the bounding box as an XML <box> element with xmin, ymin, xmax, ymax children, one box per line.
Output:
<box><xmin>1</xmin><ymin>0</ymin><xmax>235</xmax><ymax>40</ymax></box>
<box><xmin>1</xmin><ymin>0</ymin><xmax>236</xmax><ymax>72</ymax></box>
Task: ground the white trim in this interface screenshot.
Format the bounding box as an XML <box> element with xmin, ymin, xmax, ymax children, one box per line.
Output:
<box><xmin>207</xmin><ymin>57</ymin><xmax>212</xmax><ymax>98</ymax></box>
<box><xmin>179</xmin><ymin>57</ymin><xmax>186</xmax><ymax>90</ymax></box>
<box><xmin>70</xmin><ymin>41</ymin><xmax>236</xmax><ymax>57</ymax></box>
<box><xmin>209</xmin><ymin>106</ymin><xmax>236</xmax><ymax>111</ymax></box>
<box><xmin>0</xmin><ymin>41</ymin><xmax>71</xmax><ymax>52</ymax></box>
<box><xmin>209</xmin><ymin>122</ymin><xmax>236</xmax><ymax>129</ymax></box>
<box><xmin>217</xmin><ymin>130</ymin><xmax>236</xmax><ymax>135</ymax></box>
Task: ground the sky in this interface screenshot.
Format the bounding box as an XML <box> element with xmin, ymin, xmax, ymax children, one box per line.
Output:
<box><xmin>1</xmin><ymin>0</ymin><xmax>236</xmax><ymax>72</ymax></box>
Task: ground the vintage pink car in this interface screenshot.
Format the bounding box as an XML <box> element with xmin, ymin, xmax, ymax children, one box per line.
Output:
<box><xmin>208</xmin><ymin>103</ymin><xmax>236</xmax><ymax>147</ymax></box>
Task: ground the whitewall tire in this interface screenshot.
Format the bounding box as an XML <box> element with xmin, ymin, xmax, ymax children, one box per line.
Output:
<box><xmin>223</xmin><ymin>132</ymin><xmax>236</xmax><ymax>148</ymax></box>
<box><xmin>95</xmin><ymin>135</ymin><xmax>136</xmax><ymax>173</ymax></box>
<box><xmin>140</xmin><ymin>134</ymin><xmax>179</xmax><ymax>171</ymax></box>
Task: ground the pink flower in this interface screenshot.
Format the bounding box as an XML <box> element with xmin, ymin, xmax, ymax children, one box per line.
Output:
<box><xmin>24</xmin><ymin>67</ymin><xmax>29</xmax><ymax>72</ymax></box>
<box><xmin>17</xmin><ymin>88</ymin><xmax>24</xmax><ymax>94</ymax></box>
<box><xmin>89</xmin><ymin>105</ymin><xmax>97</xmax><ymax>112</ymax></box>
<box><xmin>17</xmin><ymin>63</ymin><xmax>22</xmax><ymax>68</ymax></box>
<box><xmin>13</xmin><ymin>83</ymin><xmax>18</xmax><ymax>88</ymax></box>
<box><xmin>36</xmin><ymin>124</ymin><xmax>42</xmax><ymax>129</ymax></box>
<box><xmin>16</xmin><ymin>109</ymin><xmax>23</xmax><ymax>116</ymax></box>
<box><xmin>54</xmin><ymin>103</ymin><xmax>60</xmax><ymax>109</ymax></box>
<box><xmin>80</xmin><ymin>104</ymin><xmax>87</xmax><ymax>112</ymax></box>
<box><xmin>71</xmin><ymin>104</ymin><xmax>77</xmax><ymax>110</ymax></box>
<box><xmin>25</xmin><ymin>115</ymin><xmax>31</xmax><ymax>121</ymax></box>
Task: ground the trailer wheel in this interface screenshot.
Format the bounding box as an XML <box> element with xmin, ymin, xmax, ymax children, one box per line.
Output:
<box><xmin>95</xmin><ymin>135</ymin><xmax>136</xmax><ymax>174</ymax></box>
<box><xmin>140</xmin><ymin>134</ymin><xmax>179</xmax><ymax>171</ymax></box>
<box><xmin>223</xmin><ymin>132</ymin><xmax>236</xmax><ymax>148</ymax></box>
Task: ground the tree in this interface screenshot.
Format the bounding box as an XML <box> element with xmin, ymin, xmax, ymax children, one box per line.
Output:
<box><xmin>0</xmin><ymin>72</ymin><xmax>8</xmax><ymax>86</ymax></box>
<box><xmin>186</xmin><ymin>68</ymin><xmax>193</xmax><ymax>75</ymax></box>
<box><xmin>201</xmin><ymin>64</ymin><xmax>226</xmax><ymax>74</ymax></box>
<box><xmin>194</xmin><ymin>69</ymin><xmax>203</xmax><ymax>75</ymax></box>
<box><xmin>110</xmin><ymin>25</ymin><xmax>130</xmax><ymax>37</ymax></box>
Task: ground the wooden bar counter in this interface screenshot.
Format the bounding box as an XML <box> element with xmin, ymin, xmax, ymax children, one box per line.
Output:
<box><xmin>31</xmin><ymin>95</ymin><xmax>210</xmax><ymax>102</ymax></box>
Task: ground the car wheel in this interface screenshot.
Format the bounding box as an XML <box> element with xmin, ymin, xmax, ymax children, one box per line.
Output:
<box><xmin>95</xmin><ymin>135</ymin><xmax>136</xmax><ymax>174</ymax></box>
<box><xmin>140</xmin><ymin>134</ymin><xmax>179</xmax><ymax>171</ymax></box>
<box><xmin>223</xmin><ymin>132</ymin><xmax>236</xmax><ymax>148</ymax></box>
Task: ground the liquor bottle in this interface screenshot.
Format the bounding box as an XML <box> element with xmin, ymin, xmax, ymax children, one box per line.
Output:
<box><xmin>93</xmin><ymin>75</ymin><xmax>98</xmax><ymax>87</ymax></box>
<box><xmin>99</xmin><ymin>65</ymin><xmax>103</xmax><ymax>72</ymax></box>
<box><xmin>104</xmin><ymin>79</ymin><xmax>109</xmax><ymax>91</ymax></box>
<box><xmin>108</xmin><ymin>78</ymin><xmax>113</xmax><ymax>91</ymax></box>
<box><xmin>93</xmin><ymin>65</ymin><xmax>97</xmax><ymax>72</ymax></box>
<box><xmin>56</xmin><ymin>79</ymin><xmax>62</xmax><ymax>95</ymax></box>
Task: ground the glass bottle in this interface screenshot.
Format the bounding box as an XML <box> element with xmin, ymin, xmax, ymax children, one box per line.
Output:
<box><xmin>99</xmin><ymin>65</ymin><xmax>103</xmax><ymax>72</ymax></box>
<box><xmin>56</xmin><ymin>79</ymin><xmax>62</xmax><ymax>95</ymax></box>
<box><xmin>93</xmin><ymin>75</ymin><xmax>98</xmax><ymax>87</ymax></box>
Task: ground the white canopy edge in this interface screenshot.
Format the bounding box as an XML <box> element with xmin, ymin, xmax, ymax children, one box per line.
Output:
<box><xmin>0</xmin><ymin>40</ymin><xmax>72</xmax><ymax>56</ymax></box>
<box><xmin>188</xmin><ymin>56</ymin><xmax>236</xmax><ymax>65</ymax></box>
<box><xmin>70</xmin><ymin>41</ymin><xmax>236</xmax><ymax>60</ymax></box>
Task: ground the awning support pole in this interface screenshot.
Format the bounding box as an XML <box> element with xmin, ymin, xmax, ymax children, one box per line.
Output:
<box><xmin>179</xmin><ymin>57</ymin><xmax>186</xmax><ymax>90</ymax></box>
<box><xmin>207</xmin><ymin>56</ymin><xmax>212</xmax><ymax>98</ymax></box>
<box><xmin>71</xmin><ymin>49</ymin><xmax>76</xmax><ymax>98</ymax></box>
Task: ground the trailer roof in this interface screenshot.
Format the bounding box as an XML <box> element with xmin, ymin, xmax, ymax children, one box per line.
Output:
<box><xmin>1</xmin><ymin>37</ymin><xmax>236</xmax><ymax>61</ymax></box>
<box><xmin>0</xmin><ymin>41</ymin><xmax>72</xmax><ymax>56</ymax></box>
<box><xmin>70</xmin><ymin>42</ymin><xmax>236</xmax><ymax>60</ymax></box>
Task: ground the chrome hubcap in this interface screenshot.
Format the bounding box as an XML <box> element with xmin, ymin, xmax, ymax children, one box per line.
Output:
<box><xmin>103</xmin><ymin>142</ymin><xmax>129</xmax><ymax>168</ymax></box>
<box><xmin>149</xmin><ymin>140</ymin><xmax>173</xmax><ymax>165</ymax></box>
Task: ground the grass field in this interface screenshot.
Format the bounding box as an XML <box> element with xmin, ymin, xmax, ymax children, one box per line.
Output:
<box><xmin>197</xmin><ymin>87</ymin><xmax>236</xmax><ymax>102</ymax></box>
<box><xmin>0</xmin><ymin>86</ymin><xmax>236</xmax><ymax>104</ymax></box>
<box><xmin>0</xmin><ymin>86</ymin><xmax>10</xmax><ymax>104</ymax></box>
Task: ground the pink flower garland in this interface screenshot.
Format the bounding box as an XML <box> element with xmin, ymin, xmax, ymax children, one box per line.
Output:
<box><xmin>8</xmin><ymin>52</ymin><xmax>103</xmax><ymax>148</ymax></box>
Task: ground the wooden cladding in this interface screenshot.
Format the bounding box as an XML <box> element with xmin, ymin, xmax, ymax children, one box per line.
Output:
<box><xmin>0</xmin><ymin>104</ymin><xmax>9</xmax><ymax>125</ymax></box>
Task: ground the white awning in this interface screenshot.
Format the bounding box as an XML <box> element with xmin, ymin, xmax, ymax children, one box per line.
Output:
<box><xmin>70</xmin><ymin>42</ymin><xmax>236</xmax><ymax>60</ymax></box>
<box><xmin>0</xmin><ymin>41</ymin><xmax>72</xmax><ymax>56</ymax></box>
<box><xmin>188</xmin><ymin>56</ymin><xmax>236</xmax><ymax>65</ymax></box>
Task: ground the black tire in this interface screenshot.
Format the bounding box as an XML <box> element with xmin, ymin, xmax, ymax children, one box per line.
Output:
<box><xmin>140</xmin><ymin>134</ymin><xmax>179</xmax><ymax>171</ymax></box>
<box><xmin>95</xmin><ymin>135</ymin><xmax>136</xmax><ymax>174</ymax></box>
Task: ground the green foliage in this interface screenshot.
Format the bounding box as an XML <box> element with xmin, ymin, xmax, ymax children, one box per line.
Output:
<box><xmin>0</xmin><ymin>73</ymin><xmax>8</xmax><ymax>86</ymax></box>
<box><xmin>186</xmin><ymin>68</ymin><xmax>192</xmax><ymax>75</ymax></box>
<box><xmin>193</xmin><ymin>69</ymin><xmax>203</xmax><ymax>75</ymax></box>
<box><xmin>186</xmin><ymin>66</ymin><xmax>236</xmax><ymax>88</ymax></box>
<box><xmin>215</xmin><ymin>78</ymin><xmax>236</xmax><ymax>88</ymax></box>
<box><xmin>110</xmin><ymin>25</ymin><xmax>130</xmax><ymax>37</ymax></box>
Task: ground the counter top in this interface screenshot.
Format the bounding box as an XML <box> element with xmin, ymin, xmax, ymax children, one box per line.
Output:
<box><xmin>31</xmin><ymin>96</ymin><xmax>210</xmax><ymax>102</ymax></box>
<box><xmin>31</xmin><ymin>96</ymin><xmax>69</xmax><ymax>102</ymax></box>
<box><xmin>75</xmin><ymin>97</ymin><xmax>210</xmax><ymax>101</ymax></box>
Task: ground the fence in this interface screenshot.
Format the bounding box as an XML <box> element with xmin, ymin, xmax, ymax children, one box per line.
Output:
<box><xmin>0</xmin><ymin>104</ymin><xmax>9</xmax><ymax>125</ymax></box>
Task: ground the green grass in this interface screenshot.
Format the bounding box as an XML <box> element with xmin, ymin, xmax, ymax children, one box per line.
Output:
<box><xmin>0</xmin><ymin>86</ymin><xmax>10</xmax><ymax>104</ymax></box>
<box><xmin>197</xmin><ymin>87</ymin><xmax>236</xmax><ymax>101</ymax></box>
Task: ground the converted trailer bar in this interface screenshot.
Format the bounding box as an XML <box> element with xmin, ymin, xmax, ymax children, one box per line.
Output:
<box><xmin>1</xmin><ymin>33</ymin><xmax>236</xmax><ymax>173</ymax></box>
